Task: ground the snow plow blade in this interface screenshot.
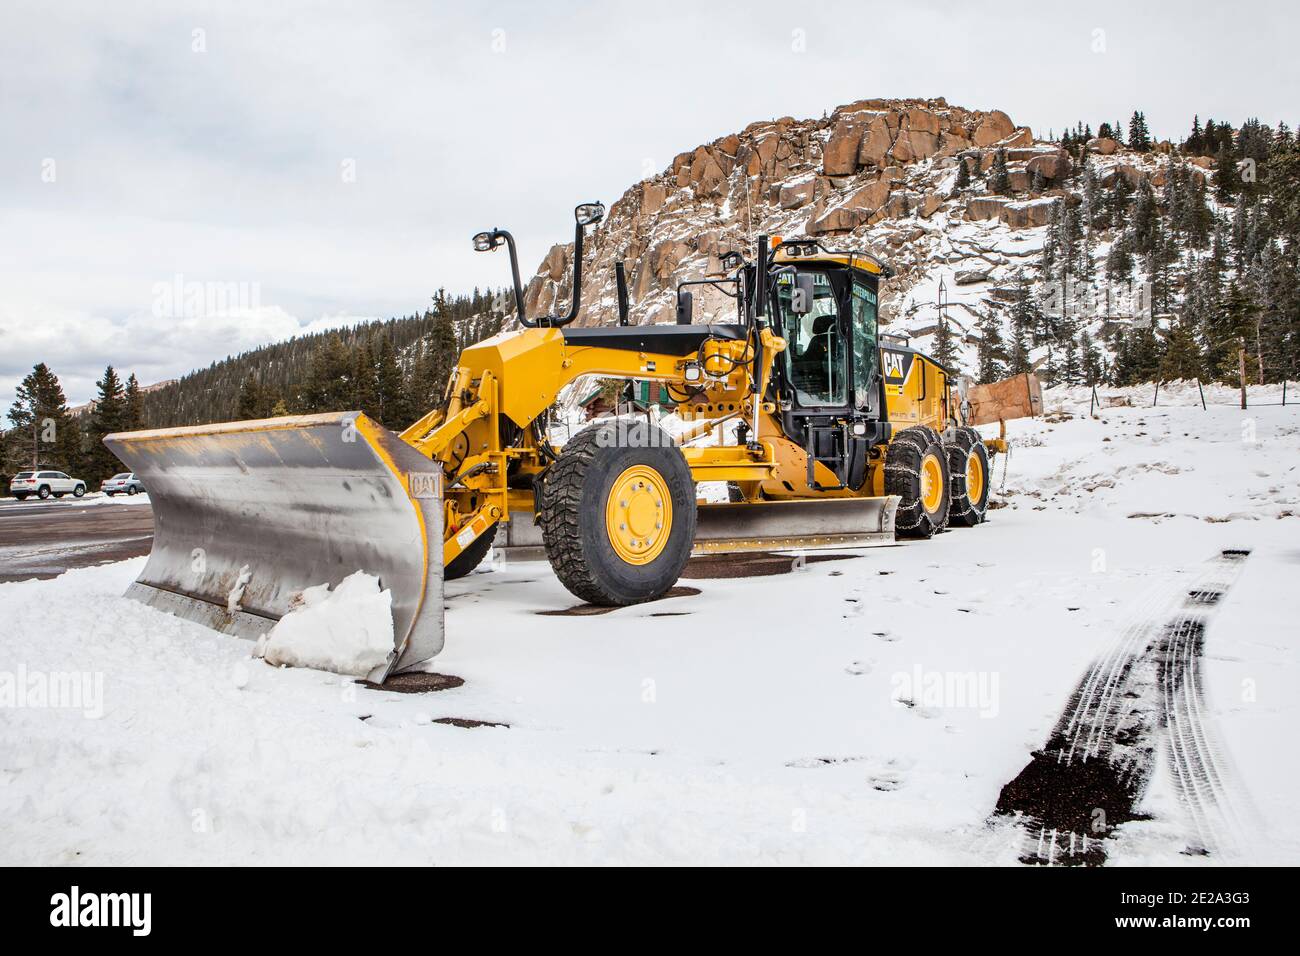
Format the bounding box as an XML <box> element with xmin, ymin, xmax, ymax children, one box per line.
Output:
<box><xmin>691</xmin><ymin>495</ymin><xmax>900</xmax><ymax>554</ymax></box>
<box><xmin>103</xmin><ymin>412</ymin><xmax>444</xmax><ymax>683</ymax></box>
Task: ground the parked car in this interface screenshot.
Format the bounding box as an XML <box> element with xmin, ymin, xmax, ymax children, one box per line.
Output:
<box><xmin>102</xmin><ymin>472</ymin><xmax>146</xmax><ymax>496</ymax></box>
<box><xmin>10</xmin><ymin>470</ymin><xmax>87</xmax><ymax>500</ymax></box>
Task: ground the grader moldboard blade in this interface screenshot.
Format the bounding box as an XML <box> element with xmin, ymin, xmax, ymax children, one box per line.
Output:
<box><xmin>497</xmin><ymin>494</ymin><xmax>901</xmax><ymax>558</ymax></box>
<box><xmin>691</xmin><ymin>495</ymin><xmax>901</xmax><ymax>554</ymax></box>
<box><xmin>104</xmin><ymin>412</ymin><xmax>444</xmax><ymax>684</ymax></box>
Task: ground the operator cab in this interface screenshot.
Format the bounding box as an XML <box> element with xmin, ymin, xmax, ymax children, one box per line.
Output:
<box><xmin>768</xmin><ymin>241</ymin><xmax>891</xmax><ymax>491</ymax></box>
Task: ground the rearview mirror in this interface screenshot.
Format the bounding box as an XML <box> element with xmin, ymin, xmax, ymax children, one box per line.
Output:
<box><xmin>575</xmin><ymin>202</ymin><xmax>605</xmax><ymax>227</ymax></box>
<box><xmin>791</xmin><ymin>273</ymin><xmax>816</xmax><ymax>314</ymax></box>
<box><xmin>676</xmin><ymin>289</ymin><xmax>693</xmax><ymax>325</ymax></box>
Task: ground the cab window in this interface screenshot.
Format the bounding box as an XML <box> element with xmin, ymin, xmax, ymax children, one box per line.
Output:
<box><xmin>851</xmin><ymin>279</ymin><xmax>879</xmax><ymax>409</ymax></box>
<box><xmin>775</xmin><ymin>271</ymin><xmax>846</xmax><ymax>407</ymax></box>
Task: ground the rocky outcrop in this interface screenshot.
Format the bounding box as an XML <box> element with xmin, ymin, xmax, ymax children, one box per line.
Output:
<box><xmin>512</xmin><ymin>95</ymin><xmax>1197</xmax><ymax>358</ymax></box>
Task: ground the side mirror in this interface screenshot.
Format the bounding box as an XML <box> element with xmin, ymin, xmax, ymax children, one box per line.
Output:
<box><xmin>676</xmin><ymin>289</ymin><xmax>694</xmax><ymax>325</ymax></box>
<box><xmin>791</xmin><ymin>273</ymin><xmax>816</xmax><ymax>314</ymax></box>
<box><xmin>575</xmin><ymin>202</ymin><xmax>605</xmax><ymax>227</ymax></box>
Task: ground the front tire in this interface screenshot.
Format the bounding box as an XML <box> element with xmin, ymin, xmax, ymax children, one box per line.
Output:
<box><xmin>73</xmin><ymin>485</ymin><xmax>86</xmax><ymax>498</ymax></box>
<box><xmin>886</xmin><ymin>427</ymin><xmax>951</xmax><ymax>539</ymax></box>
<box><xmin>540</xmin><ymin>420</ymin><xmax>696</xmax><ymax>606</ymax></box>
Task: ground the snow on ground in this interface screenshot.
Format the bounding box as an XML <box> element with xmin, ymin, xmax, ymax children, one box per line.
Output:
<box><xmin>1</xmin><ymin>389</ymin><xmax>1297</xmax><ymax>865</ymax></box>
<box><xmin>0</xmin><ymin>491</ymin><xmax>151</xmax><ymax>507</ymax></box>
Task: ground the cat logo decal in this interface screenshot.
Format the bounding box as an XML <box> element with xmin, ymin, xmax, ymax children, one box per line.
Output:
<box><xmin>881</xmin><ymin>348</ymin><xmax>914</xmax><ymax>383</ymax></box>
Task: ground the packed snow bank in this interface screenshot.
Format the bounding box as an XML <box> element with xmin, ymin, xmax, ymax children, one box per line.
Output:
<box><xmin>1</xmin><ymin>390</ymin><xmax>1296</xmax><ymax>865</ymax></box>
<box><xmin>255</xmin><ymin>572</ymin><xmax>394</xmax><ymax>676</ymax></box>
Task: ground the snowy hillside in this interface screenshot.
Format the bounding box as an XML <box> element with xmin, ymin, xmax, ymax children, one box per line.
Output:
<box><xmin>520</xmin><ymin>97</ymin><xmax>1215</xmax><ymax>381</ymax></box>
<box><xmin>2</xmin><ymin>388</ymin><xmax>1296</xmax><ymax>865</ymax></box>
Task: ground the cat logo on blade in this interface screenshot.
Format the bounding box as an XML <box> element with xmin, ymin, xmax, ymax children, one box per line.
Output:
<box><xmin>408</xmin><ymin>471</ymin><xmax>442</xmax><ymax>499</ymax></box>
<box><xmin>882</xmin><ymin>349</ymin><xmax>914</xmax><ymax>383</ymax></box>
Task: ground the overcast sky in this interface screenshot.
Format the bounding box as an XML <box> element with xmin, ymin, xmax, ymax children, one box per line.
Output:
<box><xmin>2</xmin><ymin>0</ymin><xmax>1295</xmax><ymax>410</ymax></box>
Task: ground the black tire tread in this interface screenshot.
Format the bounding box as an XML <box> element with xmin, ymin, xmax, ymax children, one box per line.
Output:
<box><xmin>885</xmin><ymin>426</ymin><xmax>951</xmax><ymax>539</ymax></box>
<box><xmin>444</xmin><ymin>521</ymin><xmax>499</xmax><ymax>580</ymax></box>
<box><xmin>947</xmin><ymin>426</ymin><xmax>990</xmax><ymax>527</ymax></box>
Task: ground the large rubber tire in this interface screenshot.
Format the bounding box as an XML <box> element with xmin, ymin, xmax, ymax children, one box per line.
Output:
<box><xmin>126</xmin><ymin>486</ymin><xmax>138</xmax><ymax>496</ymax></box>
<box><xmin>73</xmin><ymin>485</ymin><xmax>86</xmax><ymax>498</ymax></box>
<box><xmin>14</xmin><ymin>494</ymin><xmax>27</xmax><ymax>501</ymax></box>
<box><xmin>540</xmin><ymin>420</ymin><xmax>696</xmax><ymax>606</ymax></box>
<box><xmin>444</xmin><ymin>521</ymin><xmax>499</xmax><ymax>580</ymax></box>
<box><xmin>885</xmin><ymin>427</ymin><xmax>951</xmax><ymax>539</ymax></box>
<box><xmin>37</xmin><ymin>486</ymin><xmax>51</xmax><ymax>500</ymax></box>
<box><xmin>947</xmin><ymin>427</ymin><xmax>991</xmax><ymax>527</ymax></box>
<box><xmin>891</xmin><ymin>424</ymin><xmax>942</xmax><ymax>453</ymax></box>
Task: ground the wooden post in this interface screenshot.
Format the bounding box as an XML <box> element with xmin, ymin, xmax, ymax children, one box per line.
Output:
<box><xmin>1089</xmin><ymin>384</ymin><xmax>1099</xmax><ymax>418</ymax></box>
<box><xmin>1152</xmin><ymin>381</ymin><xmax>1160</xmax><ymax>407</ymax></box>
<box><xmin>1196</xmin><ymin>378</ymin><xmax>1206</xmax><ymax>410</ymax></box>
<box><xmin>1238</xmin><ymin>339</ymin><xmax>1248</xmax><ymax>410</ymax></box>
<box><xmin>1284</xmin><ymin>380</ymin><xmax>1288</xmax><ymax>407</ymax></box>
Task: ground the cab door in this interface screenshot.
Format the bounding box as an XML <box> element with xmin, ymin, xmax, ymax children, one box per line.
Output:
<box><xmin>850</xmin><ymin>276</ymin><xmax>882</xmax><ymax>421</ymax></box>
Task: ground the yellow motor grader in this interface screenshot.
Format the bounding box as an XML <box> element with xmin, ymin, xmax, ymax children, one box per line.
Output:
<box><xmin>106</xmin><ymin>202</ymin><xmax>999</xmax><ymax>682</ymax></box>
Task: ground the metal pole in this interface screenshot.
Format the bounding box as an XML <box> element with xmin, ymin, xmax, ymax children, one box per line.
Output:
<box><xmin>1197</xmin><ymin>378</ymin><xmax>1206</xmax><ymax>410</ymax></box>
<box><xmin>1090</xmin><ymin>384</ymin><xmax>1098</xmax><ymax>417</ymax></box>
<box><xmin>1152</xmin><ymin>381</ymin><xmax>1160</xmax><ymax>407</ymax></box>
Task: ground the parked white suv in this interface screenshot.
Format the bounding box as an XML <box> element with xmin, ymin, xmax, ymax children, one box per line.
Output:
<box><xmin>9</xmin><ymin>470</ymin><xmax>87</xmax><ymax>501</ymax></box>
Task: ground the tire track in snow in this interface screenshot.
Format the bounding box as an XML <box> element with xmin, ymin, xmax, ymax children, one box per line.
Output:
<box><xmin>993</xmin><ymin>549</ymin><xmax>1253</xmax><ymax>865</ymax></box>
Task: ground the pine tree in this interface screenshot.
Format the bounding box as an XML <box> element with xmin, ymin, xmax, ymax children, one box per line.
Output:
<box><xmin>3</xmin><ymin>363</ymin><xmax>81</xmax><ymax>475</ymax></box>
<box><xmin>1131</xmin><ymin>180</ymin><xmax>1160</xmax><ymax>255</ymax></box>
<box><xmin>374</xmin><ymin>337</ymin><xmax>411</xmax><ymax>428</ymax></box>
<box><xmin>955</xmin><ymin>155</ymin><xmax>971</xmax><ymax>189</ymax></box>
<box><xmin>1105</xmin><ymin>227</ymin><xmax>1135</xmax><ymax>280</ymax></box>
<box><xmin>988</xmin><ymin>147</ymin><xmax>1011</xmax><ymax>196</ymax></box>
<box><xmin>933</xmin><ymin>315</ymin><xmax>959</xmax><ymax>373</ymax></box>
<box><xmin>412</xmin><ymin>293</ymin><xmax>460</xmax><ymax>407</ymax></box>
<box><xmin>236</xmin><ymin>372</ymin><xmax>267</xmax><ymax>419</ymax></box>
<box><xmin>975</xmin><ymin>311</ymin><xmax>1006</xmax><ymax>383</ymax></box>
<box><xmin>1079</xmin><ymin>330</ymin><xmax>1104</xmax><ymax>385</ymax></box>
<box><xmin>1161</xmin><ymin>313</ymin><xmax>1204</xmax><ymax>381</ymax></box>
<box><xmin>86</xmin><ymin>366</ymin><xmax>128</xmax><ymax>482</ymax></box>
<box><xmin>350</xmin><ymin>339</ymin><xmax>379</xmax><ymax>418</ymax></box>
<box><xmin>123</xmin><ymin>373</ymin><xmax>145</xmax><ymax>430</ymax></box>
<box><xmin>1128</xmin><ymin>111</ymin><xmax>1152</xmax><ymax>153</ymax></box>
<box><xmin>301</xmin><ymin>335</ymin><xmax>354</xmax><ymax>412</ymax></box>
<box><xmin>1215</xmin><ymin>143</ymin><xmax>1237</xmax><ymax>202</ymax></box>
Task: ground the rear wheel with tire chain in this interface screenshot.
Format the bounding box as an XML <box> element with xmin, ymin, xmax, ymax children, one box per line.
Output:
<box><xmin>885</xmin><ymin>426</ymin><xmax>951</xmax><ymax>539</ymax></box>
<box><xmin>540</xmin><ymin>420</ymin><xmax>696</xmax><ymax>606</ymax></box>
<box><xmin>946</xmin><ymin>426</ymin><xmax>990</xmax><ymax>527</ymax></box>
